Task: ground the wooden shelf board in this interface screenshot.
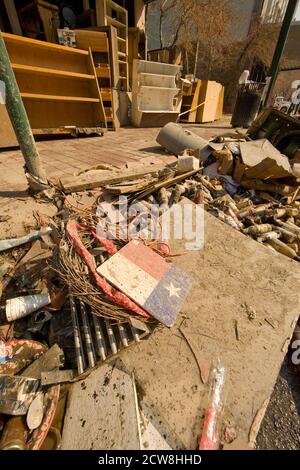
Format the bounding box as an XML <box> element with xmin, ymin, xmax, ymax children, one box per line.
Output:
<box><xmin>106</xmin><ymin>16</ymin><xmax>126</xmax><ymax>29</ymax></box>
<box><xmin>96</xmin><ymin>68</ymin><xmax>111</xmax><ymax>78</ymax></box>
<box><xmin>21</xmin><ymin>93</ymin><xmax>100</xmax><ymax>103</ymax></box>
<box><xmin>2</xmin><ymin>32</ymin><xmax>88</xmax><ymax>55</ymax></box>
<box><xmin>101</xmin><ymin>89</ymin><xmax>112</xmax><ymax>101</ymax></box>
<box><xmin>107</xmin><ymin>0</ymin><xmax>126</xmax><ymax>14</ymax></box>
<box><xmin>12</xmin><ymin>63</ymin><xmax>95</xmax><ymax>80</ymax></box>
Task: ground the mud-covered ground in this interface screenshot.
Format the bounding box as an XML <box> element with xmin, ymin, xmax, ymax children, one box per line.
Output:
<box><xmin>257</xmin><ymin>351</ymin><xmax>300</xmax><ymax>450</ymax></box>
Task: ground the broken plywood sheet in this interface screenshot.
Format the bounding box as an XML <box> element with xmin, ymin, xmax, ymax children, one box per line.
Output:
<box><xmin>121</xmin><ymin>206</ymin><xmax>300</xmax><ymax>449</ymax></box>
<box><xmin>61</xmin><ymin>363</ymin><xmax>141</xmax><ymax>450</ymax></box>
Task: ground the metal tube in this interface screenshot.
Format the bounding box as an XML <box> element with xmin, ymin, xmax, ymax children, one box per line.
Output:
<box><xmin>118</xmin><ymin>323</ymin><xmax>129</xmax><ymax>348</ymax></box>
<box><xmin>105</xmin><ymin>320</ymin><xmax>118</xmax><ymax>355</ymax></box>
<box><xmin>69</xmin><ymin>295</ymin><xmax>85</xmax><ymax>374</ymax></box>
<box><xmin>80</xmin><ymin>301</ymin><xmax>96</xmax><ymax>368</ymax></box>
<box><xmin>92</xmin><ymin>315</ymin><xmax>107</xmax><ymax>361</ymax></box>
<box><xmin>0</xmin><ymin>30</ymin><xmax>47</xmax><ymax>188</ymax></box>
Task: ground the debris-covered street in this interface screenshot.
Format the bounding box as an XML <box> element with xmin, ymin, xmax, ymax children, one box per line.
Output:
<box><xmin>0</xmin><ymin>0</ymin><xmax>300</xmax><ymax>459</ymax></box>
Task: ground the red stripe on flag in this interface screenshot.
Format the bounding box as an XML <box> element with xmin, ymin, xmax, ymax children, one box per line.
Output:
<box><xmin>119</xmin><ymin>240</ymin><xmax>171</xmax><ymax>281</ymax></box>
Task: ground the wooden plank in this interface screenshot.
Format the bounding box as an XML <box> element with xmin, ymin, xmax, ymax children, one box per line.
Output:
<box><xmin>215</xmin><ymin>85</ymin><xmax>224</xmax><ymax>120</ymax></box>
<box><xmin>95</xmin><ymin>66</ymin><xmax>110</xmax><ymax>78</ymax></box>
<box><xmin>75</xmin><ymin>29</ymin><xmax>109</xmax><ymax>53</ymax></box>
<box><xmin>61</xmin><ymin>363</ymin><xmax>141</xmax><ymax>450</ymax></box>
<box><xmin>106</xmin><ymin>16</ymin><xmax>126</xmax><ymax>29</ymax></box>
<box><xmin>24</xmin><ymin>101</ymin><xmax>101</xmax><ymax>128</ymax></box>
<box><xmin>3</xmin><ymin>0</ymin><xmax>22</xmax><ymax>35</ymax></box>
<box><xmin>1</xmin><ymin>32</ymin><xmax>89</xmax><ymax>55</ymax></box>
<box><xmin>87</xmin><ymin>48</ymin><xmax>107</xmax><ymax>128</ymax></box>
<box><xmin>95</xmin><ymin>0</ymin><xmax>106</xmax><ymax>26</ymax></box>
<box><xmin>12</xmin><ymin>63</ymin><xmax>95</xmax><ymax>80</ymax></box>
<box><xmin>21</xmin><ymin>93</ymin><xmax>100</xmax><ymax>102</ymax></box>
<box><xmin>100</xmin><ymin>88</ymin><xmax>112</xmax><ymax>101</ymax></box>
<box><xmin>60</xmin><ymin>164</ymin><xmax>167</xmax><ymax>193</ymax></box>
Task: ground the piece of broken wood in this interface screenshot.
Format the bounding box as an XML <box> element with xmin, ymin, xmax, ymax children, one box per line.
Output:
<box><xmin>60</xmin><ymin>164</ymin><xmax>167</xmax><ymax>193</ymax></box>
<box><xmin>21</xmin><ymin>344</ymin><xmax>64</xmax><ymax>380</ymax></box>
<box><xmin>41</xmin><ymin>370</ymin><xmax>75</xmax><ymax>386</ymax></box>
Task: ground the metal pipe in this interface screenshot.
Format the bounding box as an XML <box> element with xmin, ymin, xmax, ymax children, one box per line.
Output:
<box><xmin>69</xmin><ymin>295</ymin><xmax>85</xmax><ymax>374</ymax></box>
<box><xmin>0</xmin><ymin>30</ymin><xmax>48</xmax><ymax>189</ymax></box>
<box><xmin>80</xmin><ymin>301</ymin><xmax>96</xmax><ymax>368</ymax></box>
<box><xmin>92</xmin><ymin>315</ymin><xmax>107</xmax><ymax>361</ymax></box>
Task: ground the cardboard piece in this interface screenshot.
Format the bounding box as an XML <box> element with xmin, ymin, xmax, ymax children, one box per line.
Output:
<box><xmin>240</xmin><ymin>139</ymin><xmax>293</xmax><ymax>180</ymax></box>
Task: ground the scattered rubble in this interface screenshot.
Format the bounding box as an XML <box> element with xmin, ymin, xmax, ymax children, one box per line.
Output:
<box><xmin>0</xmin><ymin>117</ymin><xmax>299</xmax><ymax>451</ymax></box>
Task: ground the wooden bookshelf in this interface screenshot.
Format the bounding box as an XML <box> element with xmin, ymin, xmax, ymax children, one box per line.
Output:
<box><xmin>2</xmin><ymin>32</ymin><xmax>106</xmax><ymax>132</ymax></box>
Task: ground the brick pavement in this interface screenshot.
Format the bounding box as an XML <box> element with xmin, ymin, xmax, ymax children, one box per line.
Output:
<box><xmin>0</xmin><ymin>117</ymin><xmax>232</xmax><ymax>196</ymax></box>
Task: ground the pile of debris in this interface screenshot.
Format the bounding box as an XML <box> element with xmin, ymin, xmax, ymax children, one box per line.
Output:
<box><xmin>0</xmin><ymin>119</ymin><xmax>299</xmax><ymax>451</ymax></box>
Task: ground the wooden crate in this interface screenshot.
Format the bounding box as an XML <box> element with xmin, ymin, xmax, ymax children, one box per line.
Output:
<box><xmin>2</xmin><ymin>32</ymin><xmax>106</xmax><ymax>133</ymax></box>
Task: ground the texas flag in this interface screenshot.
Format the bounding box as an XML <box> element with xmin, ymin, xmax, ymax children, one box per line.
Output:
<box><xmin>97</xmin><ymin>240</ymin><xmax>192</xmax><ymax>327</ymax></box>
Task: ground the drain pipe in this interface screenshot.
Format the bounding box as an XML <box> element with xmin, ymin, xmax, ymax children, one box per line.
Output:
<box><xmin>0</xmin><ymin>31</ymin><xmax>48</xmax><ymax>191</ymax></box>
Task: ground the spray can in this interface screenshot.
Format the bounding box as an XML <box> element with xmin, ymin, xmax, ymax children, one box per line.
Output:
<box><xmin>5</xmin><ymin>293</ymin><xmax>51</xmax><ymax>322</ymax></box>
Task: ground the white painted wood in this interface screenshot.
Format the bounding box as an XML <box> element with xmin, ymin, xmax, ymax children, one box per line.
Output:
<box><xmin>61</xmin><ymin>363</ymin><xmax>141</xmax><ymax>450</ymax></box>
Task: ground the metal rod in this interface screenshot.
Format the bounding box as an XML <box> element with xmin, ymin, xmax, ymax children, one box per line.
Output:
<box><xmin>69</xmin><ymin>295</ymin><xmax>85</xmax><ymax>374</ymax></box>
<box><xmin>130</xmin><ymin>326</ymin><xmax>141</xmax><ymax>343</ymax></box>
<box><xmin>80</xmin><ymin>301</ymin><xmax>96</xmax><ymax>368</ymax></box>
<box><xmin>92</xmin><ymin>315</ymin><xmax>107</xmax><ymax>361</ymax></box>
<box><xmin>105</xmin><ymin>320</ymin><xmax>118</xmax><ymax>355</ymax></box>
<box><xmin>0</xmin><ymin>29</ymin><xmax>48</xmax><ymax>188</ymax></box>
<box><xmin>118</xmin><ymin>323</ymin><xmax>129</xmax><ymax>348</ymax></box>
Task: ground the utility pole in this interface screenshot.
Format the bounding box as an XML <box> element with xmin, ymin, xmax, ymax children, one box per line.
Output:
<box><xmin>263</xmin><ymin>0</ymin><xmax>299</xmax><ymax>107</ymax></box>
<box><xmin>0</xmin><ymin>30</ymin><xmax>48</xmax><ymax>190</ymax></box>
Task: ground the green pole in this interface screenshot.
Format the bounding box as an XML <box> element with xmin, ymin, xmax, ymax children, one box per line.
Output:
<box><xmin>0</xmin><ymin>31</ymin><xmax>48</xmax><ymax>189</ymax></box>
<box><xmin>263</xmin><ymin>0</ymin><xmax>299</xmax><ymax>107</ymax></box>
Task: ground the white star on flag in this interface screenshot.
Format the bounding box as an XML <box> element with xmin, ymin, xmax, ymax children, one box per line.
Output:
<box><xmin>165</xmin><ymin>283</ymin><xmax>181</xmax><ymax>298</ymax></box>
